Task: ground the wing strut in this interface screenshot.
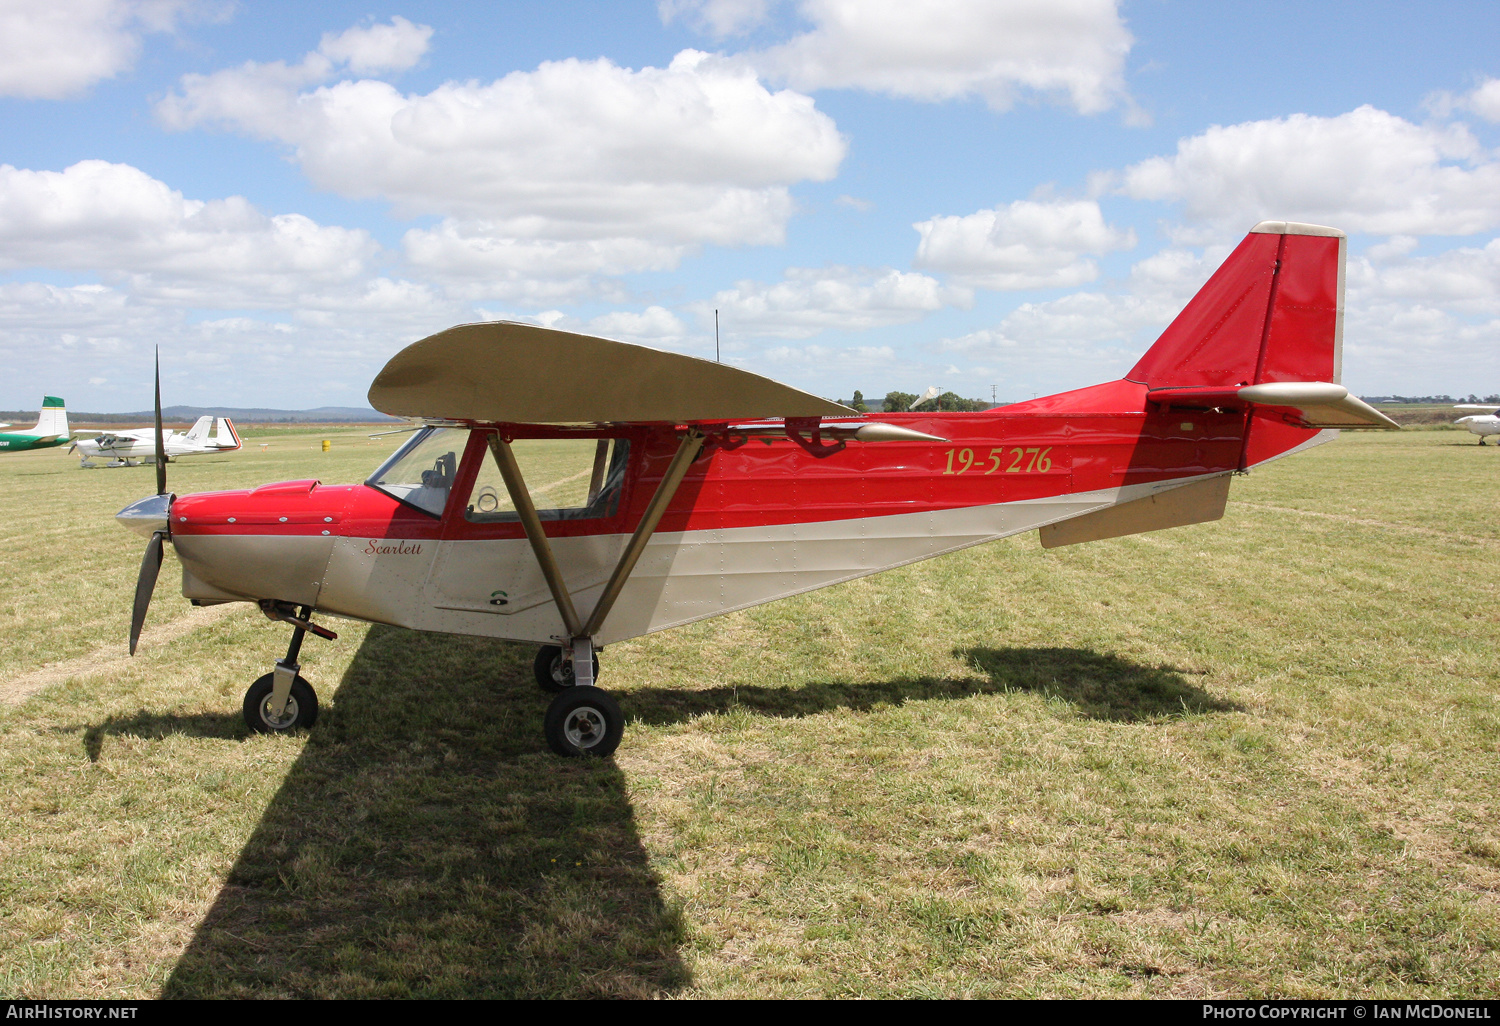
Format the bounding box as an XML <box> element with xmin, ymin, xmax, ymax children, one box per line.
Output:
<box><xmin>488</xmin><ymin>435</ymin><xmax>584</xmax><ymax>638</ymax></box>
<box><xmin>582</xmin><ymin>430</ymin><xmax>705</xmax><ymax>637</ymax></box>
<box><xmin>487</xmin><ymin>430</ymin><xmax>707</xmax><ymax>684</ymax></box>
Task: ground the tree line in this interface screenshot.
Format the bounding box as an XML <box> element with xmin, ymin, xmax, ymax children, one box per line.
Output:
<box><xmin>832</xmin><ymin>390</ymin><xmax>995</xmax><ymax>413</ymax></box>
<box><xmin>1362</xmin><ymin>394</ymin><xmax>1500</xmax><ymax>405</ymax></box>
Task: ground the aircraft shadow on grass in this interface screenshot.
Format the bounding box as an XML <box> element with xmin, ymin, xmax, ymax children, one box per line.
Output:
<box><xmin>619</xmin><ymin>646</ymin><xmax>1238</xmax><ymax>725</ymax></box>
<box><xmin>134</xmin><ymin>626</ymin><xmax>1235</xmax><ymax>997</ymax></box>
<box><xmin>957</xmin><ymin>647</ymin><xmax>1241</xmax><ymax>722</ymax></box>
<box><xmin>79</xmin><ymin>710</ymin><xmax>242</xmax><ymax>761</ymax></box>
<box><xmin>160</xmin><ymin>625</ymin><xmax>689</xmax><ymax>999</ymax></box>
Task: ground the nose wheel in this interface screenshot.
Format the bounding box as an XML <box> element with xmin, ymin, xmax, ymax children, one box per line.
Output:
<box><xmin>243</xmin><ymin>603</ymin><xmax>335</xmax><ymax>735</ymax></box>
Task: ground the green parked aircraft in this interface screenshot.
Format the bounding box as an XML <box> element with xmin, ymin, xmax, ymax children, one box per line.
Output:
<box><xmin>0</xmin><ymin>397</ymin><xmax>70</xmax><ymax>452</ymax></box>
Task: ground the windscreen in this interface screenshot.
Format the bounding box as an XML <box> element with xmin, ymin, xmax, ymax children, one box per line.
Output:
<box><xmin>367</xmin><ymin>426</ymin><xmax>467</xmax><ymax>517</ymax></box>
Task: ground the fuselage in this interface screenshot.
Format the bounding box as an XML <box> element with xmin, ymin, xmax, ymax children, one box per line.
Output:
<box><xmin>1</xmin><ymin>396</ymin><xmax>69</xmax><ymax>453</ymax></box>
<box><xmin>128</xmin><ymin>380</ymin><xmax>1327</xmax><ymax>647</ymax></box>
<box><xmin>0</xmin><ymin>431</ymin><xmax>68</xmax><ymax>452</ymax></box>
<box><xmin>76</xmin><ymin>418</ymin><xmax>240</xmax><ymax>464</ymax></box>
<box><xmin>1456</xmin><ymin>414</ymin><xmax>1500</xmax><ymax>438</ymax></box>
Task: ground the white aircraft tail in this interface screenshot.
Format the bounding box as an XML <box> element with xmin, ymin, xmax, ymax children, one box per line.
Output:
<box><xmin>182</xmin><ymin>415</ymin><xmax>214</xmax><ymax>444</ymax></box>
<box><xmin>30</xmin><ymin>397</ymin><xmax>68</xmax><ymax>440</ymax></box>
<box><xmin>212</xmin><ymin>418</ymin><xmax>241</xmax><ymax>450</ymax></box>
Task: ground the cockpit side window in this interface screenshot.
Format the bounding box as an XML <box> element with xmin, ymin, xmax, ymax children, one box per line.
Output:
<box><xmin>466</xmin><ymin>435</ymin><xmax>629</xmax><ymax>523</ymax></box>
<box><xmin>366</xmin><ymin>426</ymin><xmax>467</xmax><ymax>517</ymax></box>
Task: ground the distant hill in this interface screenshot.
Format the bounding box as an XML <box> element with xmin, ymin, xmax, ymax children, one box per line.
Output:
<box><xmin>5</xmin><ymin>405</ymin><xmax>403</xmax><ymax>425</ymax></box>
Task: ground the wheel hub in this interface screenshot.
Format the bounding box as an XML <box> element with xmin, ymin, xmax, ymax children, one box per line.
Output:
<box><xmin>260</xmin><ymin>695</ymin><xmax>299</xmax><ymax>729</ymax></box>
<box><xmin>563</xmin><ymin>706</ymin><xmax>605</xmax><ymax>749</ymax></box>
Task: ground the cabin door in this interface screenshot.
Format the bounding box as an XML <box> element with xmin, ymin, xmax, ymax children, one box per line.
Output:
<box><xmin>423</xmin><ymin>432</ymin><xmax>633</xmax><ymax>638</ymax></box>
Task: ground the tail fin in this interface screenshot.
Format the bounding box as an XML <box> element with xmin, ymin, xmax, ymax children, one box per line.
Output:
<box><xmin>30</xmin><ymin>396</ymin><xmax>68</xmax><ymax>439</ymax></box>
<box><xmin>1131</xmin><ymin>222</ymin><xmax>1394</xmax><ymax>442</ymax></box>
<box><xmin>213</xmin><ymin>418</ymin><xmax>241</xmax><ymax>450</ymax></box>
<box><xmin>1129</xmin><ymin>221</ymin><xmax>1345</xmax><ymax>389</ymax></box>
<box><xmin>182</xmin><ymin>415</ymin><xmax>214</xmax><ymax>443</ymax></box>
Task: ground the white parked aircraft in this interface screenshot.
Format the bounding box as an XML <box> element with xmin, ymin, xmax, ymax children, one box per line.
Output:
<box><xmin>72</xmin><ymin>415</ymin><xmax>241</xmax><ymax>467</ymax></box>
<box><xmin>1453</xmin><ymin>404</ymin><xmax>1500</xmax><ymax>444</ymax></box>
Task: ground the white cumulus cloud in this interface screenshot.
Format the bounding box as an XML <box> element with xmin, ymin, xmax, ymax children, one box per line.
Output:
<box><xmin>1119</xmin><ymin>105</ymin><xmax>1500</xmax><ymax>236</ymax></box>
<box><xmin>399</xmin><ymin>224</ymin><xmax>685</xmax><ymax>303</ymax></box>
<box><xmin>749</xmin><ymin>0</ymin><xmax>1134</xmax><ymax>114</ymax></box>
<box><xmin>659</xmin><ymin>0</ymin><xmax>772</xmax><ymax>38</ymax></box>
<box><xmin>1349</xmin><ymin>237</ymin><xmax>1500</xmax><ymax>316</ymax></box>
<box><xmin>698</xmin><ymin>265</ymin><xmax>970</xmax><ymax>338</ymax></box>
<box><xmin>585</xmin><ymin>305</ymin><xmax>689</xmax><ymax>343</ymax></box>
<box><xmin>1464</xmin><ymin>77</ymin><xmax>1500</xmax><ymax>123</ymax></box>
<box><xmin>158</xmin><ymin>45</ymin><xmax>846</xmax><ymax>288</ymax></box>
<box><xmin>1426</xmin><ymin>77</ymin><xmax>1500</xmax><ymax>124</ymax></box>
<box><xmin>930</xmin><ymin>242</ymin><xmax>1242</xmax><ymax>392</ymax></box>
<box><xmin>318</xmin><ymin>15</ymin><xmax>432</xmax><ymax>74</ymax></box>
<box><xmin>913</xmin><ymin>198</ymin><xmax>1135</xmax><ymax>290</ymax></box>
<box><xmin>0</xmin><ymin>160</ymin><xmax>378</xmax><ymax>304</ymax></box>
<box><xmin>0</xmin><ymin>0</ymin><xmax>208</xmax><ymax>100</ymax></box>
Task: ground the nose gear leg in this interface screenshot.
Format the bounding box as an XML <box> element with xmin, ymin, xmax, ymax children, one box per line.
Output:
<box><xmin>254</xmin><ymin>603</ymin><xmax>336</xmax><ymax>724</ymax></box>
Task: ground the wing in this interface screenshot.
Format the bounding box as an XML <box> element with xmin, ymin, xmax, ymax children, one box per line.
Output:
<box><xmin>369</xmin><ymin>321</ymin><xmax>855</xmax><ymax>425</ymax></box>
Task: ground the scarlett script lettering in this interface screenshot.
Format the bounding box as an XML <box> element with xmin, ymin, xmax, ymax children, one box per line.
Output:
<box><xmin>364</xmin><ymin>540</ymin><xmax>423</xmax><ymax>556</ymax></box>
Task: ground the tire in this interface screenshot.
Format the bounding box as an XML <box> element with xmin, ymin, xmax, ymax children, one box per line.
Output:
<box><xmin>543</xmin><ymin>688</ymin><xmax>624</xmax><ymax>757</ymax></box>
<box><xmin>242</xmin><ymin>672</ymin><xmax>319</xmax><ymax>733</ymax></box>
<box><xmin>533</xmin><ymin>644</ymin><xmax>600</xmax><ymax>694</ymax></box>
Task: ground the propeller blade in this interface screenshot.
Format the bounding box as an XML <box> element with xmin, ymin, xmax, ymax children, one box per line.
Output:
<box><xmin>129</xmin><ymin>531</ymin><xmax>165</xmax><ymax>656</ymax></box>
<box><xmin>154</xmin><ymin>347</ymin><xmax>166</xmax><ymax>496</ymax></box>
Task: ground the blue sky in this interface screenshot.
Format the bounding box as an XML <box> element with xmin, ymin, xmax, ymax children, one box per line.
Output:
<box><xmin>2</xmin><ymin>0</ymin><xmax>1498</xmax><ymax>411</ymax></box>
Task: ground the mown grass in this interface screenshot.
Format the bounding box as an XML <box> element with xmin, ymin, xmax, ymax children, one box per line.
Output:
<box><xmin>0</xmin><ymin>428</ymin><xmax>1496</xmax><ymax>997</ymax></box>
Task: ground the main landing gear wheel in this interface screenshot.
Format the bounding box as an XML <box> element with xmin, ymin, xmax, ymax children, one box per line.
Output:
<box><xmin>242</xmin><ymin>672</ymin><xmax>319</xmax><ymax>733</ymax></box>
<box><xmin>544</xmin><ymin>688</ymin><xmax>624</xmax><ymax>757</ymax></box>
<box><xmin>533</xmin><ymin>644</ymin><xmax>600</xmax><ymax>694</ymax></box>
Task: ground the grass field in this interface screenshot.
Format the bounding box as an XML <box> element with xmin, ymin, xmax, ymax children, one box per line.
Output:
<box><xmin>0</xmin><ymin>425</ymin><xmax>1496</xmax><ymax>998</ymax></box>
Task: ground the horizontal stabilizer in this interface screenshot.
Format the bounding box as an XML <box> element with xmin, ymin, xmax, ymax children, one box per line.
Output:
<box><xmin>1148</xmin><ymin>381</ymin><xmax>1398</xmax><ymax>430</ymax></box>
<box><xmin>1041</xmin><ymin>475</ymin><xmax>1231</xmax><ymax>549</ymax></box>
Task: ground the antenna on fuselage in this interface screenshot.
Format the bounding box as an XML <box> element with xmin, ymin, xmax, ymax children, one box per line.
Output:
<box><xmin>715</xmin><ymin>309</ymin><xmax>720</xmax><ymax>363</ymax></box>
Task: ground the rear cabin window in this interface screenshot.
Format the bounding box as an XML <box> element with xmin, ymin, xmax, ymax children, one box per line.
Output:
<box><xmin>466</xmin><ymin>436</ymin><xmax>629</xmax><ymax>523</ymax></box>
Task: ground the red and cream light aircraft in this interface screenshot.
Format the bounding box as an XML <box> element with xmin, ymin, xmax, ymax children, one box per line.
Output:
<box><xmin>117</xmin><ymin>221</ymin><xmax>1397</xmax><ymax>757</ymax></box>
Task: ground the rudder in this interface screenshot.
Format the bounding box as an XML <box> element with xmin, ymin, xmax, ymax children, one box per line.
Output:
<box><xmin>183</xmin><ymin>415</ymin><xmax>214</xmax><ymax>443</ymax></box>
<box><xmin>213</xmin><ymin>418</ymin><xmax>241</xmax><ymax>450</ymax></box>
<box><xmin>32</xmin><ymin>396</ymin><xmax>68</xmax><ymax>439</ymax></box>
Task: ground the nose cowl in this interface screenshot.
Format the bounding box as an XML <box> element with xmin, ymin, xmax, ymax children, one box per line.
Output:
<box><xmin>117</xmin><ymin>493</ymin><xmax>174</xmax><ymax>539</ymax></box>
